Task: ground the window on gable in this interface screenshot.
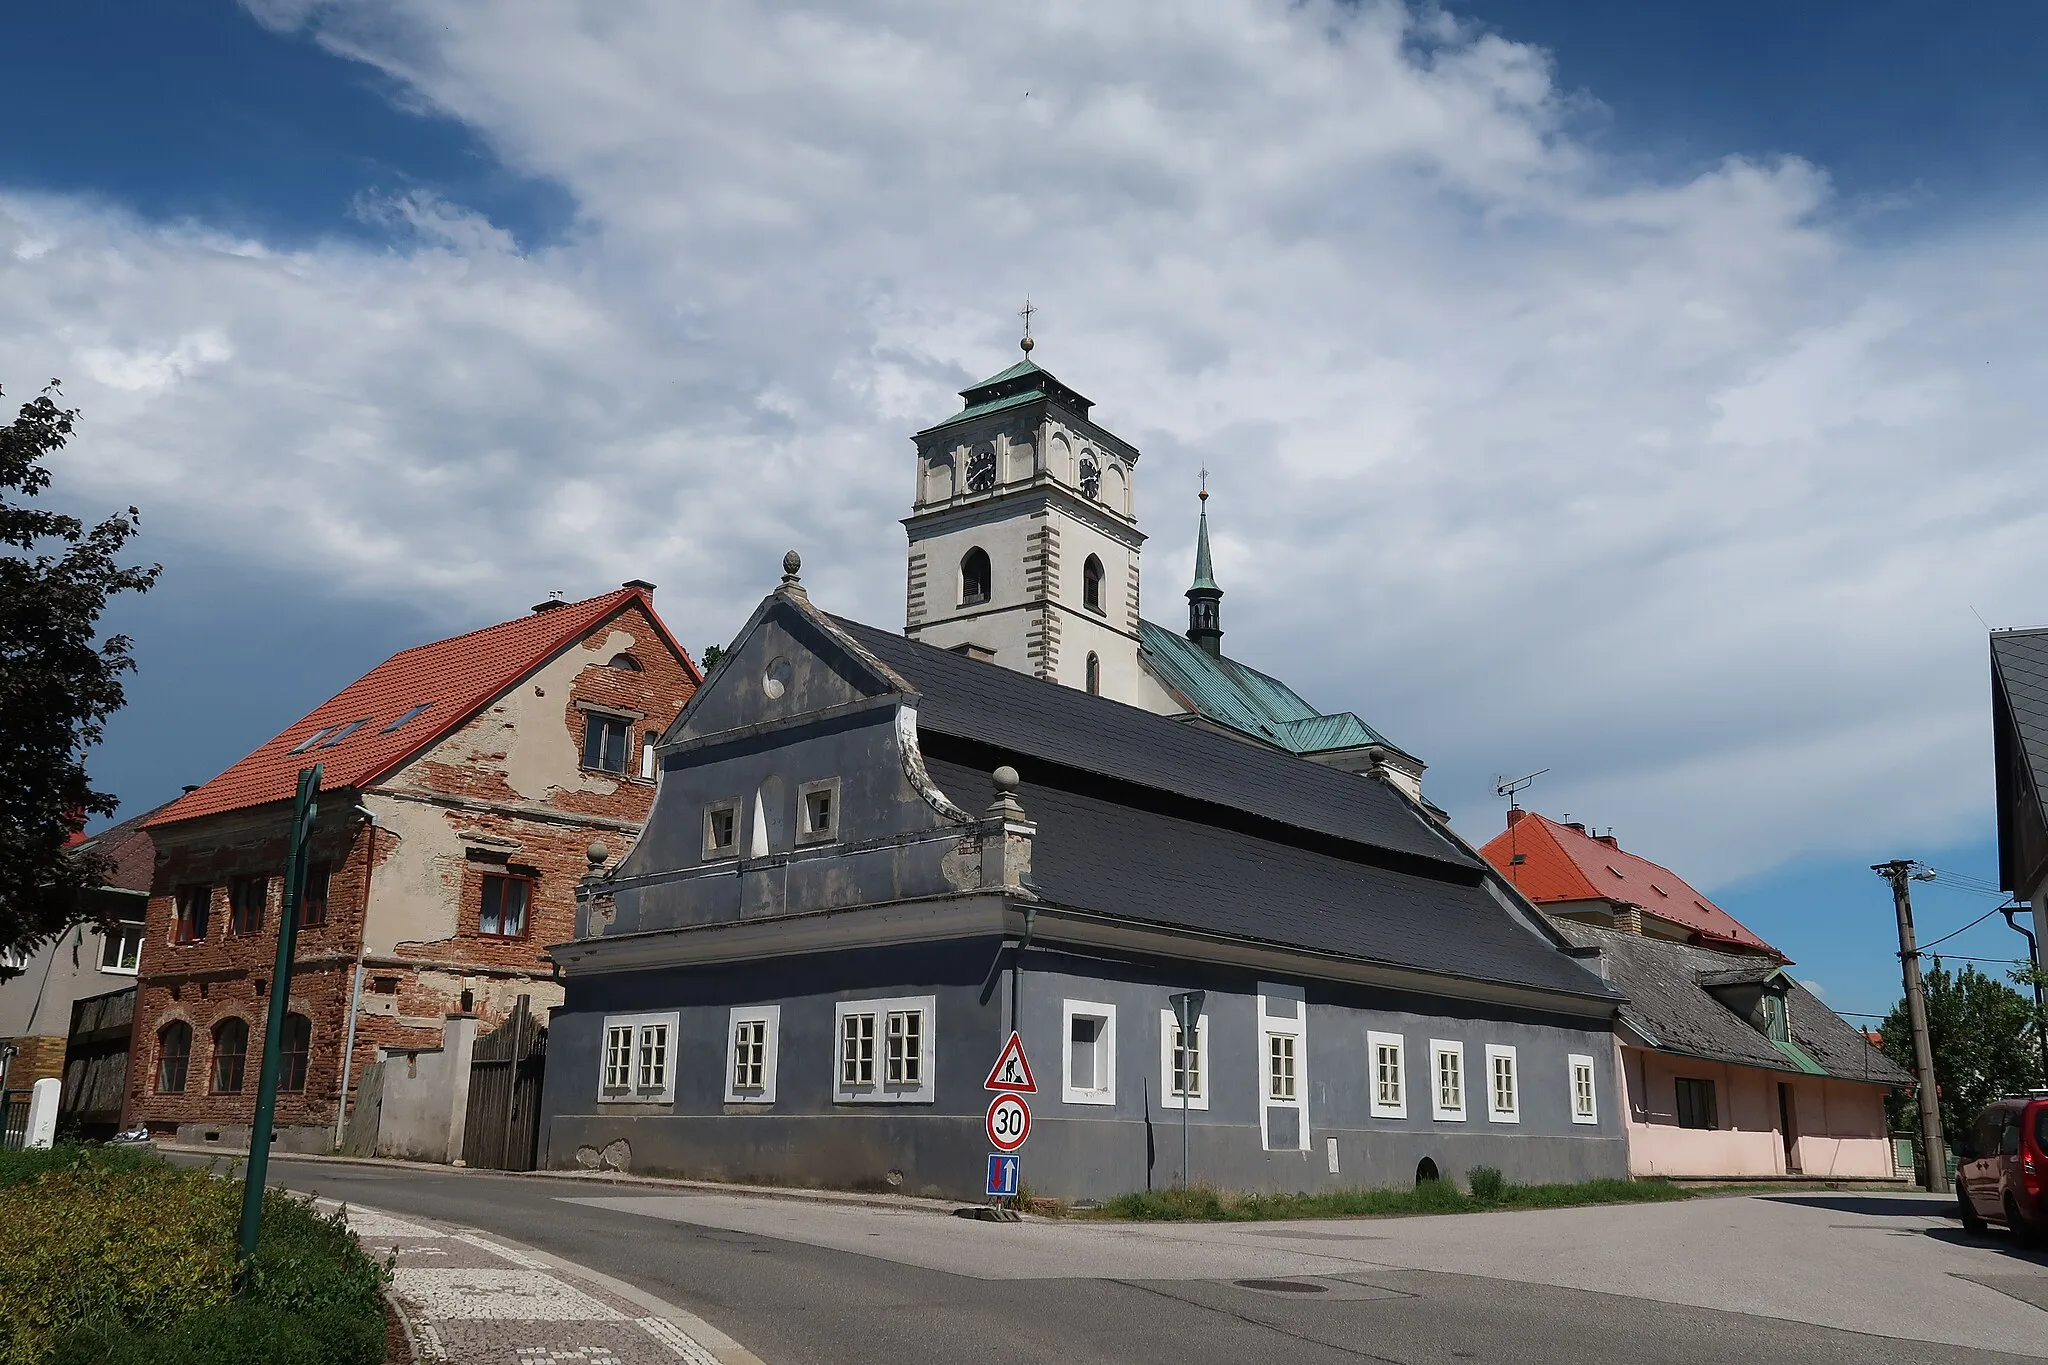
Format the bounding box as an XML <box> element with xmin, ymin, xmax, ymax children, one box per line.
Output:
<box><xmin>798</xmin><ymin>779</ymin><xmax>840</xmax><ymax>843</ymax></box>
<box><xmin>640</xmin><ymin>730</ymin><xmax>659</xmax><ymax>781</ymax></box>
<box><xmin>960</xmin><ymin>547</ymin><xmax>992</xmax><ymax>606</ymax></box>
<box><xmin>1369</xmin><ymin>1031</ymin><xmax>1406</xmax><ymax>1119</ymax></box>
<box><xmin>1083</xmin><ymin>555</ymin><xmax>1105</xmax><ymax>613</ymax></box>
<box><xmin>1675</xmin><ymin>1076</ymin><xmax>1717</xmax><ymax>1129</ymax></box>
<box><xmin>211</xmin><ymin>1018</ymin><xmax>249</xmax><ymax>1094</ymax></box>
<box><xmin>583</xmin><ymin>713</ymin><xmax>631</xmax><ymax>773</ymax></box>
<box><xmin>479</xmin><ymin>874</ymin><xmax>531</xmax><ymax>938</ymax></box>
<box><xmin>704</xmin><ymin>802</ymin><xmax>739</xmax><ymax>858</ymax></box>
<box><xmin>380</xmin><ymin>703</ymin><xmax>432</xmax><ymax>734</ymax></box>
<box><xmin>99</xmin><ymin>921</ymin><xmax>144</xmax><ymax>974</ymax></box>
<box><xmin>229</xmin><ymin>876</ymin><xmax>267</xmax><ymax>936</ymax></box>
<box><xmin>607</xmin><ymin>652</ymin><xmax>643</xmax><ymax>672</ymax></box>
<box><xmin>173</xmin><ymin>886</ymin><xmax>211</xmax><ymax>943</ymax></box>
<box><xmin>1063</xmin><ymin>1001</ymin><xmax>1116</xmax><ymax>1105</ymax></box>
<box><xmin>1570</xmin><ymin>1054</ymin><xmax>1598</xmax><ymax>1124</ymax></box>
<box><xmin>156</xmin><ymin>1021</ymin><xmax>192</xmax><ymax>1094</ymax></box>
<box><xmin>280</xmin><ymin>1014</ymin><xmax>312</xmax><ymax>1092</ymax></box>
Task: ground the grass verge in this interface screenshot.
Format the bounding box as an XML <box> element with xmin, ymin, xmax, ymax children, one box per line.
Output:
<box><xmin>1069</xmin><ymin>1172</ymin><xmax>1697</xmax><ymax>1222</ymax></box>
<box><xmin>0</xmin><ymin>1143</ymin><xmax>387</xmax><ymax>1365</ymax></box>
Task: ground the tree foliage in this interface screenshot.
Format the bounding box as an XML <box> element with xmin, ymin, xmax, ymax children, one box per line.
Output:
<box><xmin>0</xmin><ymin>383</ymin><xmax>159</xmax><ymax>957</ymax></box>
<box><xmin>1881</xmin><ymin>959</ymin><xmax>2046</xmax><ymax>1138</ymax></box>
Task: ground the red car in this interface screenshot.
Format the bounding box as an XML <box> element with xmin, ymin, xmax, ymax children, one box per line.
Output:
<box><xmin>1956</xmin><ymin>1094</ymin><xmax>2048</xmax><ymax>1245</ymax></box>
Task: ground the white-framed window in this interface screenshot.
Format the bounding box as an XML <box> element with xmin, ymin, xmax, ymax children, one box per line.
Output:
<box><xmin>703</xmin><ymin>800</ymin><xmax>740</xmax><ymax>860</ymax></box>
<box><xmin>598</xmin><ymin>1011</ymin><xmax>678</xmax><ymax>1104</ymax></box>
<box><xmin>1486</xmin><ymin>1043</ymin><xmax>1520</xmax><ymax>1123</ymax></box>
<box><xmin>834</xmin><ymin>996</ymin><xmax>934</xmax><ymax>1103</ymax></box>
<box><xmin>1368</xmin><ymin>1030</ymin><xmax>1406</xmax><ymax>1119</ymax></box>
<box><xmin>1157</xmin><ymin>1008</ymin><xmax>1209</xmax><ymax>1111</ymax></box>
<box><xmin>797</xmin><ymin>777</ymin><xmax>841</xmax><ymax>844</ymax></box>
<box><xmin>1431</xmin><ymin>1039</ymin><xmax>1467</xmax><ymax>1122</ymax></box>
<box><xmin>639</xmin><ymin>730</ymin><xmax>659</xmax><ymax>781</ymax></box>
<box><xmin>724</xmin><ymin>1005</ymin><xmax>781</xmax><ymax>1103</ymax></box>
<box><xmin>1259</xmin><ymin>992</ymin><xmax>1310</xmax><ymax>1151</ymax></box>
<box><xmin>99</xmin><ymin>921</ymin><xmax>145</xmax><ymax>974</ymax></box>
<box><xmin>1062</xmin><ymin>1000</ymin><xmax>1116</xmax><ymax>1105</ymax></box>
<box><xmin>1569</xmin><ymin>1053</ymin><xmax>1598</xmax><ymax>1125</ymax></box>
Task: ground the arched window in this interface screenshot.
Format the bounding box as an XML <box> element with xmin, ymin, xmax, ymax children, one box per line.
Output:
<box><xmin>1086</xmin><ymin>652</ymin><xmax>1101</xmax><ymax>695</ymax></box>
<box><xmin>211</xmin><ymin>1017</ymin><xmax>249</xmax><ymax>1095</ymax></box>
<box><xmin>607</xmin><ymin>652</ymin><xmax>643</xmax><ymax>672</ymax></box>
<box><xmin>156</xmin><ymin>1021</ymin><xmax>191</xmax><ymax>1094</ymax></box>
<box><xmin>960</xmin><ymin>547</ymin><xmax>992</xmax><ymax>606</ymax></box>
<box><xmin>280</xmin><ymin>1013</ymin><xmax>312</xmax><ymax>1093</ymax></box>
<box><xmin>1083</xmin><ymin>555</ymin><xmax>1105</xmax><ymax>614</ymax></box>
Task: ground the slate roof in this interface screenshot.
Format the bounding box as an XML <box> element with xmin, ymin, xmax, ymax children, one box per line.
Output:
<box><xmin>1994</xmin><ymin>629</ymin><xmax>2048</xmax><ymax>804</ymax></box>
<box><xmin>1477</xmin><ymin>812</ymin><xmax>1778</xmax><ymax>956</ymax></box>
<box><xmin>1138</xmin><ymin>621</ymin><xmax>1407</xmax><ymax>760</ymax></box>
<box><xmin>152</xmin><ymin>586</ymin><xmax>695</xmax><ymax>827</ymax></box>
<box><xmin>70</xmin><ymin>799</ymin><xmax>174</xmax><ymax>895</ymax></box>
<box><xmin>1550</xmin><ymin>920</ymin><xmax>1909</xmax><ymax>1085</ymax></box>
<box><xmin>837</xmin><ymin>618</ymin><xmax>1471</xmax><ymax>874</ymax></box>
<box><xmin>830</xmin><ymin>616</ymin><xmax>1611</xmax><ymax>1001</ymax></box>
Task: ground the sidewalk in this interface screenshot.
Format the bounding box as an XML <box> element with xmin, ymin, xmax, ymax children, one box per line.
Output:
<box><xmin>329</xmin><ymin>1199</ymin><xmax>764</xmax><ymax>1365</ymax></box>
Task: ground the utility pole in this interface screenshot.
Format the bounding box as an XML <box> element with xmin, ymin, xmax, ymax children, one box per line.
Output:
<box><xmin>1875</xmin><ymin>860</ymin><xmax>1948</xmax><ymax>1194</ymax></box>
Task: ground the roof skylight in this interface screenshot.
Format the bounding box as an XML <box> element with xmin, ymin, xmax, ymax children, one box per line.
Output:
<box><xmin>289</xmin><ymin>727</ymin><xmax>334</xmax><ymax>754</ymax></box>
<box><xmin>317</xmin><ymin>719</ymin><xmax>369</xmax><ymax>748</ymax></box>
<box><xmin>381</xmin><ymin>704</ymin><xmax>432</xmax><ymax>734</ymax></box>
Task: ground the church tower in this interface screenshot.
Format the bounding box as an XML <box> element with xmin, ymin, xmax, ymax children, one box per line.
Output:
<box><xmin>1185</xmin><ymin>484</ymin><xmax>1223</xmax><ymax>656</ymax></box>
<box><xmin>903</xmin><ymin>322</ymin><xmax>1152</xmax><ymax>702</ymax></box>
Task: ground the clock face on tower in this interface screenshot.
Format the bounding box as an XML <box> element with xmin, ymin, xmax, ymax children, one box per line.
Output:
<box><xmin>1079</xmin><ymin>457</ymin><xmax>1101</xmax><ymax>500</ymax></box>
<box><xmin>966</xmin><ymin>445</ymin><xmax>997</xmax><ymax>493</ymax></box>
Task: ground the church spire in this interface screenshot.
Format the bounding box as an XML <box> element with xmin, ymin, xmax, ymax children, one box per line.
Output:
<box><xmin>1186</xmin><ymin>476</ymin><xmax>1223</xmax><ymax>656</ymax></box>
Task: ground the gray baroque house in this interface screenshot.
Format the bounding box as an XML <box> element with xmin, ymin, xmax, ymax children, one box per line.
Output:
<box><xmin>541</xmin><ymin>345</ymin><xmax>1632</xmax><ymax>1200</ymax></box>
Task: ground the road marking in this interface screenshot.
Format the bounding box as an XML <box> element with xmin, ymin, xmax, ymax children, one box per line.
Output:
<box><xmin>641</xmin><ymin>1315</ymin><xmax>725</xmax><ymax>1363</ymax></box>
<box><xmin>392</xmin><ymin>1268</ymin><xmax>629</xmax><ymax>1322</ymax></box>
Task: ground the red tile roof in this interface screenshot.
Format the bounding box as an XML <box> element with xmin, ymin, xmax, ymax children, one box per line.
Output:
<box><xmin>72</xmin><ymin>798</ymin><xmax>176</xmax><ymax>893</ymax></box>
<box><xmin>1478</xmin><ymin>810</ymin><xmax>1779</xmax><ymax>957</ymax></box>
<box><xmin>148</xmin><ymin>586</ymin><xmax>695</xmax><ymax>827</ymax></box>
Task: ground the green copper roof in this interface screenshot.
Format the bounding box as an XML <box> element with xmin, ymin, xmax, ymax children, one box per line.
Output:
<box><xmin>1189</xmin><ymin>500</ymin><xmax>1219</xmax><ymax>593</ymax></box>
<box><xmin>1138</xmin><ymin>620</ymin><xmax>1412</xmax><ymax>760</ymax></box>
<box><xmin>967</xmin><ymin>358</ymin><xmax>1045</xmax><ymax>391</ymax></box>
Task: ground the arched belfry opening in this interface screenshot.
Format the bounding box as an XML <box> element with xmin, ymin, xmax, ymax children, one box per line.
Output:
<box><xmin>960</xmin><ymin>547</ymin><xmax>992</xmax><ymax>606</ymax></box>
<box><xmin>1083</xmin><ymin>555</ymin><xmax>1105</xmax><ymax>614</ymax></box>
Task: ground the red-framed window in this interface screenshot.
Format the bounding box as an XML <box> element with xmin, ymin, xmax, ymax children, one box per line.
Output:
<box><xmin>173</xmin><ymin>886</ymin><xmax>211</xmax><ymax>943</ymax></box>
<box><xmin>299</xmin><ymin>863</ymin><xmax>331</xmax><ymax>928</ymax></box>
<box><xmin>479</xmin><ymin>874</ymin><xmax>532</xmax><ymax>939</ymax></box>
<box><xmin>229</xmin><ymin>876</ymin><xmax>267</xmax><ymax>936</ymax></box>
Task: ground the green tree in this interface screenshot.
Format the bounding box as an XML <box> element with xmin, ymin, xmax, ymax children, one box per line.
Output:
<box><xmin>1880</xmin><ymin>959</ymin><xmax>2045</xmax><ymax>1138</ymax></box>
<box><xmin>700</xmin><ymin>644</ymin><xmax>725</xmax><ymax>671</ymax></box>
<box><xmin>0</xmin><ymin>383</ymin><xmax>160</xmax><ymax>959</ymax></box>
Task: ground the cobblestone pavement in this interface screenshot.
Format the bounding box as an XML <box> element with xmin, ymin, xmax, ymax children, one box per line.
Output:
<box><xmin>333</xmin><ymin>1201</ymin><xmax>749</xmax><ymax>1365</ymax></box>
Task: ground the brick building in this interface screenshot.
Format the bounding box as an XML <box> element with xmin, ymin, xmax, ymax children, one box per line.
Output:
<box><xmin>128</xmin><ymin>584</ymin><xmax>698</xmax><ymax>1150</ymax></box>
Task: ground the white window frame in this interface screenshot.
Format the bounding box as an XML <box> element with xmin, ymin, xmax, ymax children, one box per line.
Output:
<box><xmin>99</xmin><ymin>921</ymin><xmax>145</xmax><ymax>975</ymax></box>
<box><xmin>1061</xmin><ymin>1000</ymin><xmax>1117</xmax><ymax>1106</ymax></box>
<box><xmin>1568</xmin><ymin>1052</ymin><xmax>1598</xmax><ymax>1125</ymax></box>
<box><xmin>724</xmin><ymin>1005</ymin><xmax>781</xmax><ymax>1103</ymax></box>
<box><xmin>1157</xmin><ymin>1008</ymin><xmax>1210</xmax><ymax>1111</ymax></box>
<box><xmin>1367</xmin><ymin>1030</ymin><xmax>1407</xmax><ymax>1120</ymax></box>
<box><xmin>833</xmin><ymin>995</ymin><xmax>934</xmax><ymax>1103</ymax></box>
<box><xmin>598</xmin><ymin>1011</ymin><xmax>678</xmax><ymax>1104</ymax></box>
<box><xmin>796</xmin><ymin>777</ymin><xmax>842</xmax><ymax>845</ymax></box>
<box><xmin>1259</xmin><ymin>993</ymin><xmax>1310</xmax><ymax>1151</ymax></box>
<box><xmin>703</xmin><ymin>799</ymin><xmax>741</xmax><ymax>861</ymax></box>
<box><xmin>1430</xmin><ymin>1039</ymin><xmax>1467</xmax><ymax>1122</ymax></box>
<box><xmin>1486</xmin><ymin>1043</ymin><xmax>1520</xmax><ymax>1123</ymax></box>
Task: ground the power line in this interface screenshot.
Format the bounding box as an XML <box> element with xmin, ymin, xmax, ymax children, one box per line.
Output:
<box><xmin>1915</xmin><ymin>902</ymin><xmax>2014</xmax><ymax>953</ymax></box>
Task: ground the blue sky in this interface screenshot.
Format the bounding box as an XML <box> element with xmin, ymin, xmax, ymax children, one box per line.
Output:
<box><xmin>7</xmin><ymin>0</ymin><xmax>2046</xmax><ymax>1019</ymax></box>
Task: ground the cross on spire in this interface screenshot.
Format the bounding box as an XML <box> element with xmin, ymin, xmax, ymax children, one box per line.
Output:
<box><xmin>1199</xmin><ymin>466</ymin><xmax>1209</xmax><ymax>502</ymax></box>
<box><xmin>1019</xmin><ymin>298</ymin><xmax>1036</xmax><ymax>353</ymax></box>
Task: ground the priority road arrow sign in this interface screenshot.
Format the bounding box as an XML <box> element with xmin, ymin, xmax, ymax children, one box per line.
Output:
<box><xmin>984</xmin><ymin>1031</ymin><xmax>1037</xmax><ymax>1093</ymax></box>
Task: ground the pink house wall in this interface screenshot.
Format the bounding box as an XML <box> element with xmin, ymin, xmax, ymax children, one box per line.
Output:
<box><xmin>1615</xmin><ymin>1041</ymin><xmax>1896</xmax><ymax>1180</ymax></box>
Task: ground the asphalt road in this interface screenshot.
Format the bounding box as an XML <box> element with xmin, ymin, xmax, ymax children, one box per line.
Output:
<box><xmin>205</xmin><ymin>1157</ymin><xmax>2047</xmax><ymax>1365</ymax></box>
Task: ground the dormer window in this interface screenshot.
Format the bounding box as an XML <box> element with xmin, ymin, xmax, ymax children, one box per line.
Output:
<box><xmin>1761</xmin><ymin>992</ymin><xmax>1788</xmax><ymax>1043</ymax></box>
<box><xmin>960</xmin><ymin>548</ymin><xmax>991</xmax><ymax>606</ymax></box>
<box><xmin>1082</xmin><ymin>555</ymin><xmax>1105</xmax><ymax>614</ymax></box>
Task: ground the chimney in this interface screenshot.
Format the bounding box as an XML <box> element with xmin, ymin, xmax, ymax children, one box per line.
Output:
<box><xmin>1505</xmin><ymin>807</ymin><xmax>1527</xmax><ymax>828</ymax></box>
<box><xmin>532</xmin><ymin>593</ymin><xmax>567</xmax><ymax>613</ymax></box>
<box><xmin>1611</xmin><ymin>902</ymin><xmax>1644</xmax><ymax>935</ymax></box>
<box><xmin>1596</xmin><ymin>833</ymin><xmax>1619</xmax><ymax>849</ymax></box>
<box><xmin>1565</xmin><ymin>821</ymin><xmax>1587</xmax><ymax>835</ymax></box>
<box><xmin>622</xmin><ymin>579</ymin><xmax>656</xmax><ymax>594</ymax></box>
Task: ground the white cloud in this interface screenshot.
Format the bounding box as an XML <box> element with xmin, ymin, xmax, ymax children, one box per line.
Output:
<box><xmin>4</xmin><ymin>0</ymin><xmax>2046</xmax><ymax>896</ymax></box>
<box><xmin>1799</xmin><ymin>980</ymin><xmax>1827</xmax><ymax>1000</ymax></box>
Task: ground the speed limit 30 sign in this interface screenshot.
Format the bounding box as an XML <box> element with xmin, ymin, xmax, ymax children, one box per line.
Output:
<box><xmin>986</xmin><ymin>1092</ymin><xmax>1031</xmax><ymax>1152</ymax></box>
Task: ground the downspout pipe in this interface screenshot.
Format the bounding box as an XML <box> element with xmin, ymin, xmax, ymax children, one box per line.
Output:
<box><xmin>2001</xmin><ymin>905</ymin><xmax>2048</xmax><ymax>1086</ymax></box>
<box><xmin>333</xmin><ymin>802</ymin><xmax>386</xmax><ymax>1151</ymax></box>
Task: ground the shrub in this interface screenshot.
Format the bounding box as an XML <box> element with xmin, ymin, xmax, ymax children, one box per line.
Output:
<box><xmin>1467</xmin><ymin>1166</ymin><xmax>1506</xmax><ymax>1203</ymax></box>
<box><xmin>0</xmin><ymin>1142</ymin><xmax>163</xmax><ymax>1188</ymax></box>
<box><xmin>0</xmin><ymin>1148</ymin><xmax>385</xmax><ymax>1365</ymax></box>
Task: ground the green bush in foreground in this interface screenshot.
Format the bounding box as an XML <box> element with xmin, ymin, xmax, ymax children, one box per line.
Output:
<box><xmin>0</xmin><ymin>1145</ymin><xmax>385</xmax><ymax>1365</ymax></box>
<box><xmin>0</xmin><ymin>1142</ymin><xmax>162</xmax><ymax>1189</ymax></box>
<box><xmin>1089</xmin><ymin>1174</ymin><xmax>1691</xmax><ymax>1222</ymax></box>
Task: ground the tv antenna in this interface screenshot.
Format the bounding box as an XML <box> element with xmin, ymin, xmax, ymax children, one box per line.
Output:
<box><xmin>1494</xmin><ymin>769</ymin><xmax>1548</xmax><ymax>810</ymax></box>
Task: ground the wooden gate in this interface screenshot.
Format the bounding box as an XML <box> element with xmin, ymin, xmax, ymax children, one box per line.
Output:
<box><xmin>461</xmin><ymin>995</ymin><xmax>548</xmax><ymax>1171</ymax></box>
